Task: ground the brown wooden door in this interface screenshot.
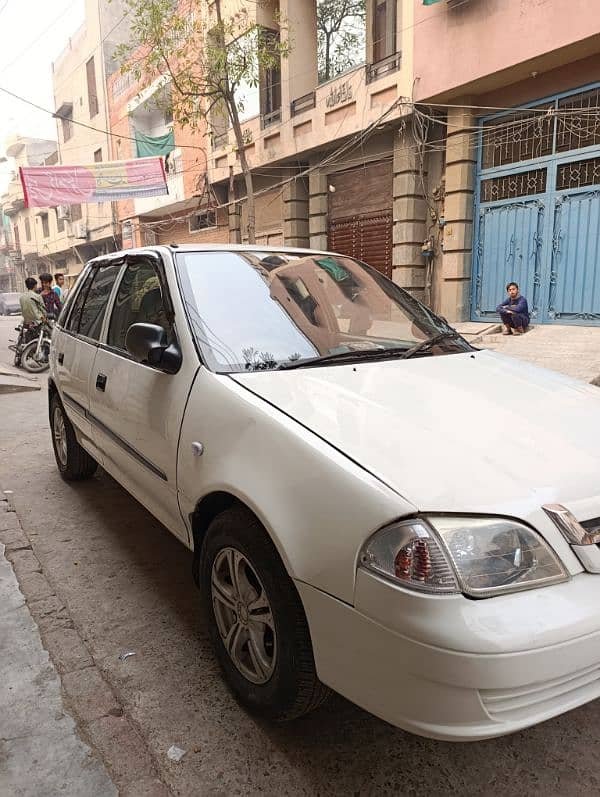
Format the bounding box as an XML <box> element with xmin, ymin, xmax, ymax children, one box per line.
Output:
<box><xmin>329</xmin><ymin>211</ymin><xmax>393</xmax><ymax>278</ymax></box>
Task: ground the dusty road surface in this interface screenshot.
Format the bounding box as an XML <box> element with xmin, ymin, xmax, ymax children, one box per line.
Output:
<box><xmin>1</xmin><ymin>315</ymin><xmax>600</xmax><ymax>796</ymax></box>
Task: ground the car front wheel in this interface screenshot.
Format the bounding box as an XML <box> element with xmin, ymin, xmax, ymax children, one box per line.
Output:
<box><xmin>200</xmin><ymin>506</ymin><xmax>330</xmax><ymax>721</ymax></box>
<box><xmin>50</xmin><ymin>394</ymin><xmax>98</xmax><ymax>481</ymax></box>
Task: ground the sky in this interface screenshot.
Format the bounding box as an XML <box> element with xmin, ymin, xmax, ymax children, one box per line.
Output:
<box><xmin>0</xmin><ymin>0</ymin><xmax>85</xmax><ymax>189</ymax></box>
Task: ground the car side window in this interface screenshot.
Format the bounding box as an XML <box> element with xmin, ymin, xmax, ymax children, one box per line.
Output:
<box><xmin>77</xmin><ymin>265</ymin><xmax>122</xmax><ymax>341</ymax></box>
<box><xmin>65</xmin><ymin>268</ymin><xmax>95</xmax><ymax>333</ymax></box>
<box><xmin>107</xmin><ymin>259</ymin><xmax>171</xmax><ymax>352</ymax></box>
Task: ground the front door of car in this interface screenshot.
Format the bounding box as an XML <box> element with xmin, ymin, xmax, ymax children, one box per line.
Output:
<box><xmin>88</xmin><ymin>254</ymin><xmax>197</xmax><ymax>544</ymax></box>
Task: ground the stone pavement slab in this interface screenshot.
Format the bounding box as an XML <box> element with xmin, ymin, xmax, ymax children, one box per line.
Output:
<box><xmin>0</xmin><ymin>363</ymin><xmax>42</xmax><ymax>395</ymax></box>
<box><xmin>478</xmin><ymin>324</ymin><xmax>600</xmax><ymax>383</ymax></box>
<box><xmin>0</xmin><ymin>539</ymin><xmax>117</xmax><ymax>797</ymax></box>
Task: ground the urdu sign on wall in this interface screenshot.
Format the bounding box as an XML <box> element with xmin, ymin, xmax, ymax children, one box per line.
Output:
<box><xmin>19</xmin><ymin>157</ymin><xmax>168</xmax><ymax>208</ymax></box>
<box><xmin>326</xmin><ymin>81</ymin><xmax>353</xmax><ymax>109</ymax></box>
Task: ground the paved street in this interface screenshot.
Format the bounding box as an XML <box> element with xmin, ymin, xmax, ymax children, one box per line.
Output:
<box><xmin>481</xmin><ymin>325</ymin><xmax>600</xmax><ymax>384</ymax></box>
<box><xmin>2</xmin><ymin>314</ymin><xmax>600</xmax><ymax>796</ymax></box>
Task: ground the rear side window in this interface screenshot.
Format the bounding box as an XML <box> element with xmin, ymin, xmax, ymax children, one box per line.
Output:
<box><xmin>108</xmin><ymin>260</ymin><xmax>171</xmax><ymax>351</ymax></box>
<box><xmin>77</xmin><ymin>265</ymin><xmax>121</xmax><ymax>341</ymax></box>
<box><xmin>65</xmin><ymin>269</ymin><xmax>95</xmax><ymax>333</ymax></box>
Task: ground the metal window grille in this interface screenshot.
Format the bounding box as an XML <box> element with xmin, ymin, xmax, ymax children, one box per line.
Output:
<box><xmin>481</xmin><ymin>86</ymin><xmax>600</xmax><ymax>171</ymax></box>
<box><xmin>481</xmin><ymin>105</ymin><xmax>554</xmax><ymax>169</ymax></box>
<box><xmin>261</xmin><ymin>108</ymin><xmax>282</xmax><ymax>130</ymax></box>
<box><xmin>366</xmin><ymin>53</ymin><xmax>401</xmax><ymax>83</ymax></box>
<box><xmin>480</xmin><ymin>168</ymin><xmax>547</xmax><ymax>202</ymax></box>
<box><xmin>291</xmin><ymin>92</ymin><xmax>316</xmax><ymax>117</ymax></box>
<box><xmin>556</xmin><ymin>156</ymin><xmax>600</xmax><ymax>191</ymax></box>
<box><xmin>557</xmin><ymin>88</ymin><xmax>600</xmax><ymax>152</ymax></box>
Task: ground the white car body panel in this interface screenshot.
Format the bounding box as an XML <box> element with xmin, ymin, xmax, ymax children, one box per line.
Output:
<box><xmin>233</xmin><ymin>350</ymin><xmax>600</xmax><ymax>573</ymax></box>
<box><xmin>87</xmin><ymin>256</ymin><xmax>200</xmax><ymax>544</ymax></box>
<box><xmin>232</xmin><ymin>349</ymin><xmax>600</xmax><ymax>517</ymax></box>
<box><xmin>89</xmin><ymin>348</ymin><xmax>196</xmax><ymax>543</ymax></box>
<box><xmin>51</xmin><ymin>331</ymin><xmax>104</xmax><ymax>464</ymax></box>
<box><xmin>298</xmin><ymin>576</ymin><xmax>600</xmax><ymax>741</ymax></box>
<box><xmin>177</xmin><ymin>369</ymin><xmax>412</xmax><ymax>603</ymax></box>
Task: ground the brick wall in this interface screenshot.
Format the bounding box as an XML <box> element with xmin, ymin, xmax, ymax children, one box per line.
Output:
<box><xmin>155</xmin><ymin>208</ymin><xmax>229</xmax><ymax>246</ymax></box>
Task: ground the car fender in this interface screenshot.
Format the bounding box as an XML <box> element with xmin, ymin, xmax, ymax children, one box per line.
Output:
<box><xmin>177</xmin><ymin>368</ymin><xmax>414</xmax><ymax>604</ymax></box>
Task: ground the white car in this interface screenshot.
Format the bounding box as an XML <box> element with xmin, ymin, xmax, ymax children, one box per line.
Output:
<box><xmin>48</xmin><ymin>245</ymin><xmax>600</xmax><ymax>741</ymax></box>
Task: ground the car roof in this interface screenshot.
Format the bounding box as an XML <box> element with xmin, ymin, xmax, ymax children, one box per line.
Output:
<box><xmin>88</xmin><ymin>243</ymin><xmax>336</xmax><ymax>266</ymax></box>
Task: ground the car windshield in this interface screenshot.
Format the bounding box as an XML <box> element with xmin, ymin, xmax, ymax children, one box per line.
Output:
<box><xmin>177</xmin><ymin>251</ymin><xmax>471</xmax><ymax>373</ymax></box>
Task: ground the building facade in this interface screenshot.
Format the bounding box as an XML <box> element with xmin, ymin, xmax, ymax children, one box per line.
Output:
<box><xmin>0</xmin><ymin>135</ymin><xmax>59</xmax><ymax>286</ymax></box>
<box><xmin>414</xmin><ymin>0</ymin><xmax>600</xmax><ymax>324</ymax></box>
<box><xmin>106</xmin><ymin>61</ymin><xmax>229</xmax><ymax>250</ymax></box>
<box><xmin>46</xmin><ymin>0</ymin><xmax>135</xmax><ymax>283</ymax></box>
<box><xmin>0</xmin><ymin>0</ymin><xmax>135</xmax><ymax>288</ymax></box>
<box><xmin>207</xmin><ymin>0</ymin><xmax>424</xmax><ymax>294</ymax></box>
<box><xmin>4</xmin><ymin>0</ymin><xmax>600</xmax><ymax>326</ymax></box>
<box><xmin>0</xmin><ymin>211</ymin><xmax>17</xmax><ymax>292</ymax></box>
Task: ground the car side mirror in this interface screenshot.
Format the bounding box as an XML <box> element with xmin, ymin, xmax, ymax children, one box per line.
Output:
<box><xmin>125</xmin><ymin>323</ymin><xmax>182</xmax><ymax>374</ymax></box>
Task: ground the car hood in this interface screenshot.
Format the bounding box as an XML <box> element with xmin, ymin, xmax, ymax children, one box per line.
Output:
<box><xmin>232</xmin><ymin>350</ymin><xmax>600</xmax><ymax>515</ymax></box>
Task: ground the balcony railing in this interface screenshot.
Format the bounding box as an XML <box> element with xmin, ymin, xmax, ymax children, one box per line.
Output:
<box><xmin>111</xmin><ymin>71</ymin><xmax>135</xmax><ymax>99</ymax></box>
<box><xmin>211</xmin><ymin>130</ymin><xmax>229</xmax><ymax>150</ymax></box>
<box><xmin>261</xmin><ymin>108</ymin><xmax>282</xmax><ymax>130</ymax></box>
<box><xmin>366</xmin><ymin>52</ymin><xmax>402</xmax><ymax>83</ymax></box>
<box><xmin>290</xmin><ymin>91</ymin><xmax>316</xmax><ymax>117</ymax></box>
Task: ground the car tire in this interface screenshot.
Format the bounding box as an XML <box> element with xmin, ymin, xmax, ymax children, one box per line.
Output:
<box><xmin>200</xmin><ymin>506</ymin><xmax>331</xmax><ymax>721</ymax></box>
<box><xmin>50</xmin><ymin>394</ymin><xmax>98</xmax><ymax>481</ymax></box>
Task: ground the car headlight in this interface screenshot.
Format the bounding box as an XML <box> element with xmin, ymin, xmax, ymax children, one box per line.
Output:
<box><xmin>359</xmin><ymin>516</ymin><xmax>568</xmax><ymax>598</ymax></box>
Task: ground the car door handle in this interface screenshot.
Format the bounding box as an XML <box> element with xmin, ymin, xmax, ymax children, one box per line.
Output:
<box><xmin>96</xmin><ymin>373</ymin><xmax>107</xmax><ymax>392</ymax></box>
<box><xmin>58</xmin><ymin>353</ymin><xmax>64</xmax><ymax>365</ymax></box>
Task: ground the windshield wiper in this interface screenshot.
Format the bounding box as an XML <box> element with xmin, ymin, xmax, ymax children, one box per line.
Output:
<box><xmin>278</xmin><ymin>346</ymin><xmax>413</xmax><ymax>370</ymax></box>
<box><xmin>399</xmin><ymin>330</ymin><xmax>462</xmax><ymax>360</ymax></box>
<box><xmin>278</xmin><ymin>331</ymin><xmax>465</xmax><ymax>370</ymax></box>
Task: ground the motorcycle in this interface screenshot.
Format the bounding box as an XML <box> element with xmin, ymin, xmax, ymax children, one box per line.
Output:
<box><xmin>9</xmin><ymin>319</ymin><xmax>54</xmax><ymax>373</ymax></box>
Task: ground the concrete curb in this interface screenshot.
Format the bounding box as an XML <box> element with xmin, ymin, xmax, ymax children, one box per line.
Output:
<box><xmin>0</xmin><ymin>364</ymin><xmax>42</xmax><ymax>394</ymax></box>
<box><xmin>468</xmin><ymin>323</ymin><xmax>502</xmax><ymax>345</ymax></box>
<box><xmin>0</xmin><ymin>498</ymin><xmax>171</xmax><ymax>797</ymax></box>
<box><xmin>453</xmin><ymin>322</ymin><xmax>502</xmax><ymax>346</ymax></box>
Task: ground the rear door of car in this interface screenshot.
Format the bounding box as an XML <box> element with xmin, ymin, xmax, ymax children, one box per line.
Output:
<box><xmin>53</xmin><ymin>261</ymin><xmax>124</xmax><ymax>463</ymax></box>
<box><xmin>88</xmin><ymin>252</ymin><xmax>198</xmax><ymax>544</ymax></box>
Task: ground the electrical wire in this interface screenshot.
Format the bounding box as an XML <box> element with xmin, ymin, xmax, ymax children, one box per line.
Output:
<box><xmin>8</xmin><ymin>74</ymin><xmax>600</xmax><ymax>246</ymax></box>
<box><xmin>0</xmin><ymin>84</ymin><xmax>207</xmax><ymax>157</ymax></box>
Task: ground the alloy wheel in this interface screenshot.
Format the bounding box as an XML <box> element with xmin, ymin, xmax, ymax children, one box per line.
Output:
<box><xmin>211</xmin><ymin>547</ymin><xmax>277</xmax><ymax>685</ymax></box>
<box><xmin>53</xmin><ymin>406</ymin><xmax>68</xmax><ymax>467</ymax></box>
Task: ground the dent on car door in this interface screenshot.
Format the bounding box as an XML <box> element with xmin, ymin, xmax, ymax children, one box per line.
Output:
<box><xmin>88</xmin><ymin>254</ymin><xmax>195</xmax><ymax>544</ymax></box>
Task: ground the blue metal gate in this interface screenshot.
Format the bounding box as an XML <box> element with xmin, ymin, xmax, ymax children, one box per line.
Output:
<box><xmin>472</xmin><ymin>85</ymin><xmax>600</xmax><ymax>324</ymax></box>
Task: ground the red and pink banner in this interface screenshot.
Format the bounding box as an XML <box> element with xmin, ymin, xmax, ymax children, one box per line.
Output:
<box><xmin>19</xmin><ymin>157</ymin><xmax>168</xmax><ymax>208</ymax></box>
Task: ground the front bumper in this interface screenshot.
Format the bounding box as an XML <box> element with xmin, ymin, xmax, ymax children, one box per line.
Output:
<box><xmin>297</xmin><ymin>571</ymin><xmax>600</xmax><ymax>741</ymax></box>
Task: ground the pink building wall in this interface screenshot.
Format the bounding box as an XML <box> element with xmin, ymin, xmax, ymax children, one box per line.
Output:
<box><xmin>413</xmin><ymin>0</ymin><xmax>600</xmax><ymax>102</ymax></box>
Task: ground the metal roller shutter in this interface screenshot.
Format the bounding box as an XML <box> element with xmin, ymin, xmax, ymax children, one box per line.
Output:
<box><xmin>329</xmin><ymin>211</ymin><xmax>393</xmax><ymax>278</ymax></box>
